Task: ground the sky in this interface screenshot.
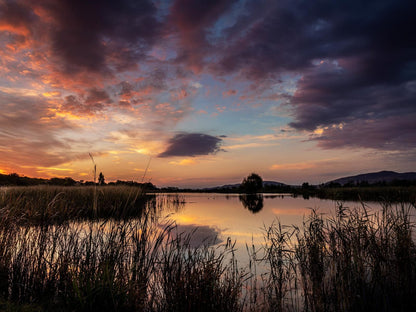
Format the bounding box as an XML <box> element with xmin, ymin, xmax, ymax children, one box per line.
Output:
<box><xmin>0</xmin><ymin>0</ymin><xmax>415</xmax><ymax>188</ymax></box>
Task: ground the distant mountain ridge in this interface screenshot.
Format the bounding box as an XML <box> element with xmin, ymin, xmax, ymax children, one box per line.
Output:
<box><xmin>263</xmin><ymin>181</ymin><xmax>286</xmax><ymax>187</ymax></box>
<box><xmin>203</xmin><ymin>180</ymin><xmax>287</xmax><ymax>191</ymax></box>
<box><xmin>204</xmin><ymin>171</ymin><xmax>416</xmax><ymax>190</ymax></box>
<box><xmin>327</xmin><ymin>171</ymin><xmax>416</xmax><ymax>185</ymax></box>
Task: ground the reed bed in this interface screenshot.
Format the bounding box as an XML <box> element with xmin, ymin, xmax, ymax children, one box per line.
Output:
<box><xmin>0</xmin><ymin>217</ymin><xmax>244</xmax><ymax>311</ymax></box>
<box><xmin>258</xmin><ymin>202</ymin><xmax>416</xmax><ymax>312</ymax></box>
<box><xmin>0</xmin><ymin>187</ymin><xmax>415</xmax><ymax>311</ymax></box>
<box><xmin>0</xmin><ymin>186</ymin><xmax>154</xmax><ymax>225</ymax></box>
<box><xmin>312</xmin><ymin>186</ymin><xmax>416</xmax><ymax>202</ymax></box>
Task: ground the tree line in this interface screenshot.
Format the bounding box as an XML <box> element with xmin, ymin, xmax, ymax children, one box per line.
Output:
<box><xmin>0</xmin><ymin>173</ymin><xmax>156</xmax><ymax>189</ymax></box>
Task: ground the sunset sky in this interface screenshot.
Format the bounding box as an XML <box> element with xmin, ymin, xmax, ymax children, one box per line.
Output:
<box><xmin>0</xmin><ymin>0</ymin><xmax>415</xmax><ymax>187</ymax></box>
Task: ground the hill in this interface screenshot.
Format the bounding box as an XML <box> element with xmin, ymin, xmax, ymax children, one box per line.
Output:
<box><xmin>327</xmin><ymin>171</ymin><xmax>416</xmax><ymax>186</ymax></box>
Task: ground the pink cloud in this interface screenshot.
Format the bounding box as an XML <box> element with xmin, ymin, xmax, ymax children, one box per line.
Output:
<box><xmin>222</xmin><ymin>89</ymin><xmax>237</xmax><ymax>97</ymax></box>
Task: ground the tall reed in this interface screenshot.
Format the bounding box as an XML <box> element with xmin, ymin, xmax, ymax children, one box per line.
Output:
<box><xmin>0</xmin><ymin>199</ymin><xmax>246</xmax><ymax>311</ymax></box>
<box><xmin>0</xmin><ymin>188</ymin><xmax>415</xmax><ymax>311</ymax></box>
<box><xmin>292</xmin><ymin>202</ymin><xmax>416</xmax><ymax>312</ymax></box>
<box><xmin>89</xmin><ymin>153</ymin><xmax>98</xmax><ymax>216</ymax></box>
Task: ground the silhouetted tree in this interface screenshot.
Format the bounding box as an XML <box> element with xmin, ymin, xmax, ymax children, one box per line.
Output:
<box><xmin>98</xmin><ymin>172</ymin><xmax>105</xmax><ymax>185</ymax></box>
<box><xmin>63</xmin><ymin>177</ymin><xmax>77</xmax><ymax>186</ymax></box>
<box><xmin>241</xmin><ymin>173</ymin><xmax>263</xmax><ymax>193</ymax></box>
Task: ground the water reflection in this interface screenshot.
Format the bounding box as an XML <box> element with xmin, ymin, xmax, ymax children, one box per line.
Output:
<box><xmin>173</xmin><ymin>224</ymin><xmax>223</xmax><ymax>248</ymax></box>
<box><xmin>239</xmin><ymin>194</ymin><xmax>264</xmax><ymax>213</ymax></box>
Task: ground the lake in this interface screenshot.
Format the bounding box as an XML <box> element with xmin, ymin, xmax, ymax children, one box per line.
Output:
<box><xmin>152</xmin><ymin>193</ymin><xmax>380</xmax><ymax>266</ymax></box>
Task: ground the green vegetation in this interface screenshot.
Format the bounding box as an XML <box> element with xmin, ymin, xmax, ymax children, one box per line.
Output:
<box><xmin>0</xmin><ymin>187</ymin><xmax>415</xmax><ymax>311</ymax></box>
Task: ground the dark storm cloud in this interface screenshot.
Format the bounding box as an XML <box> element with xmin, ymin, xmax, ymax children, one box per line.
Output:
<box><xmin>289</xmin><ymin>63</ymin><xmax>416</xmax><ymax>131</ymax></box>
<box><xmin>314</xmin><ymin>114</ymin><xmax>416</xmax><ymax>150</ymax></box>
<box><xmin>169</xmin><ymin>0</ymin><xmax>237</xmax><ymax>70</ymax></box>
<box><xmin>158</xmin><ymin>133</ymin><xmax>223</xmax><ymax>157</ymax></box>
<box><xmin>219</xmin><ymin>0</ymin><xmax>415</xmax><ymax>79</ymax></box>
<box><xmin>0</xmin><ymin>0</ymin><xmax>36</xmax><ymax>32</ymax></box>
<box><xmin>171</xmin><ymin>0</ymin><xmax>236</xmax><ymax>30</ymax></box>
<box><xmin>0</xmin><ymin>0</ymin><xmax>39</xmax><ymax>51</ymax></box>
<box><xmin>0</xmin><ymin>0</ymin><xmax>161</xmax><ymax>78</ymax></box>
<box><xmin>40</xmin><ymin>0</ymin><xmax>160</xmax><ymax>74</ymax></box>
<box><xmin>84</xmin><ymin>88</ymin><xmax>112</xmax><ymax>105</ymax></box>
<box><xmin>214</xmin><ymin>0</ymin><xmax>416</xmax><ymax>150</ymax></box>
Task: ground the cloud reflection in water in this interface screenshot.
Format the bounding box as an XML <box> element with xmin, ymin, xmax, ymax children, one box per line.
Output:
<box><xmin>173</xmin><ymin>224</ymin><xmax>223</xmax><ymax>248</ymax></box>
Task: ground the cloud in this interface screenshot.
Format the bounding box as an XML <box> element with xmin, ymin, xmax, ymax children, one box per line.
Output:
<box><xmin>0</xmin><ymin>90</ymin><xmax>77</xmax><ymax>169</ymax></box>
<box><xmin>218</xmin><ymin>0</ymin><xmax>415</xmax><ymax>79</ymax></box>
<box><xmin>169</xmin><ymin>158</ymin><xmax>197</xmax><ymax>166</ymax></box>
<box><xmin>158</xmin><ymin>133</ymin><xmax>224</xmax><ymax>157</ymax></box>
<box><xmin>1</xmin><ymin>0</ymin><xmax>415</xmax><ymax>176</ymax></box>
<box><xmin>312</xmin><ymin>115</ymin><xmax>416</xmax><ymax>150</ymax></box>
<box><xmin>44</xmin><ymin>0</ymin><xmax>160</xmax><ymax>74</ymax></box>
<box><xmin>60</xmin><ymin>88</ymin><xmax>112</xmax><ymax>116</ymax></box>
<box><xmin>270</xmin><ymin>162</ymin><xmax>317</xmax><ymax>171</ymax></box>
<box><xmin>223</xmin><ymin>89</ymin><xmax>237</xmax><ymax>97</ymax></box>
<box><xmin>0</xmin><ymin>0</ymin><xmax>161</xmax><ymax>86</ymax></box>
<box><xmin>288</xmin><ymin>61</ymin><xmax>416</xmax><ymax>149</ymax></box>
<box><xmin>213</xmin><ymin>0</ymin><xmax>416</xmax><ymax>150</ymax></box>
<box><xmin>0</xmin><ymin>1</ymin><xmax>35</xmax><ymax>37</ymax></box>
<box><xmin>169</xmin><ymin>0</ymin><xmax>238</xmax><ymax>71</ymax></box>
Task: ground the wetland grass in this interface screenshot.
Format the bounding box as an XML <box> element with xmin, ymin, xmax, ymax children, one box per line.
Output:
<box><xmin>249</xmin><ymin>202</ymin><xmax>416</xmax><ymax>312</ymax></box>
<box><xmin>312</xmin><ymin>186</ymin><xmax>416</xmax><ymax>202</ymax></box>
<box><xmin>0</xmin><ymin>186</ymin><xmax>415</xmax><ymax>311</ymax></box>
<box><xmin>0</xmin><ymin>185</ymin><xmax>153</xmax><ymax>225</ymax></box>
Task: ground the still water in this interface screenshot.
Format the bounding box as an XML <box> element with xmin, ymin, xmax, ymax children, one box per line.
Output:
<box><xmin>153</xmin><ymin>193</ymin><xmax>378</xmax><ymax>264</ymax></box>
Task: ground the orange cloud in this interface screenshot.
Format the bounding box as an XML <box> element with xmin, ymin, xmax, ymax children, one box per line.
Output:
<box><xmin>169</xmin><ymin>158</ymin><xmax>197</xmax><ymax>166</ymax></box>
<box><xmin>156</xmin><ymin>102</ymin><xmax>174</xmax><ymax>114</ymax></box>
<box><xmin>0</xmin><ymin>22</ymin><xmax>30</xmax><ymax>36</ymax></box>
<box><xmin>226</xmin><ymin>142</ymin><xmax>275</xmax><ymax>150</ymax></box>
<box><xmin>270</xmin><ymin>162</ymin><xmax>316</xmax><ymax>171</ymax></box>
<box><xmin>42</xmin><ymin>91</ymin><xmax>61</xmax><ymax>97</ymax></box>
